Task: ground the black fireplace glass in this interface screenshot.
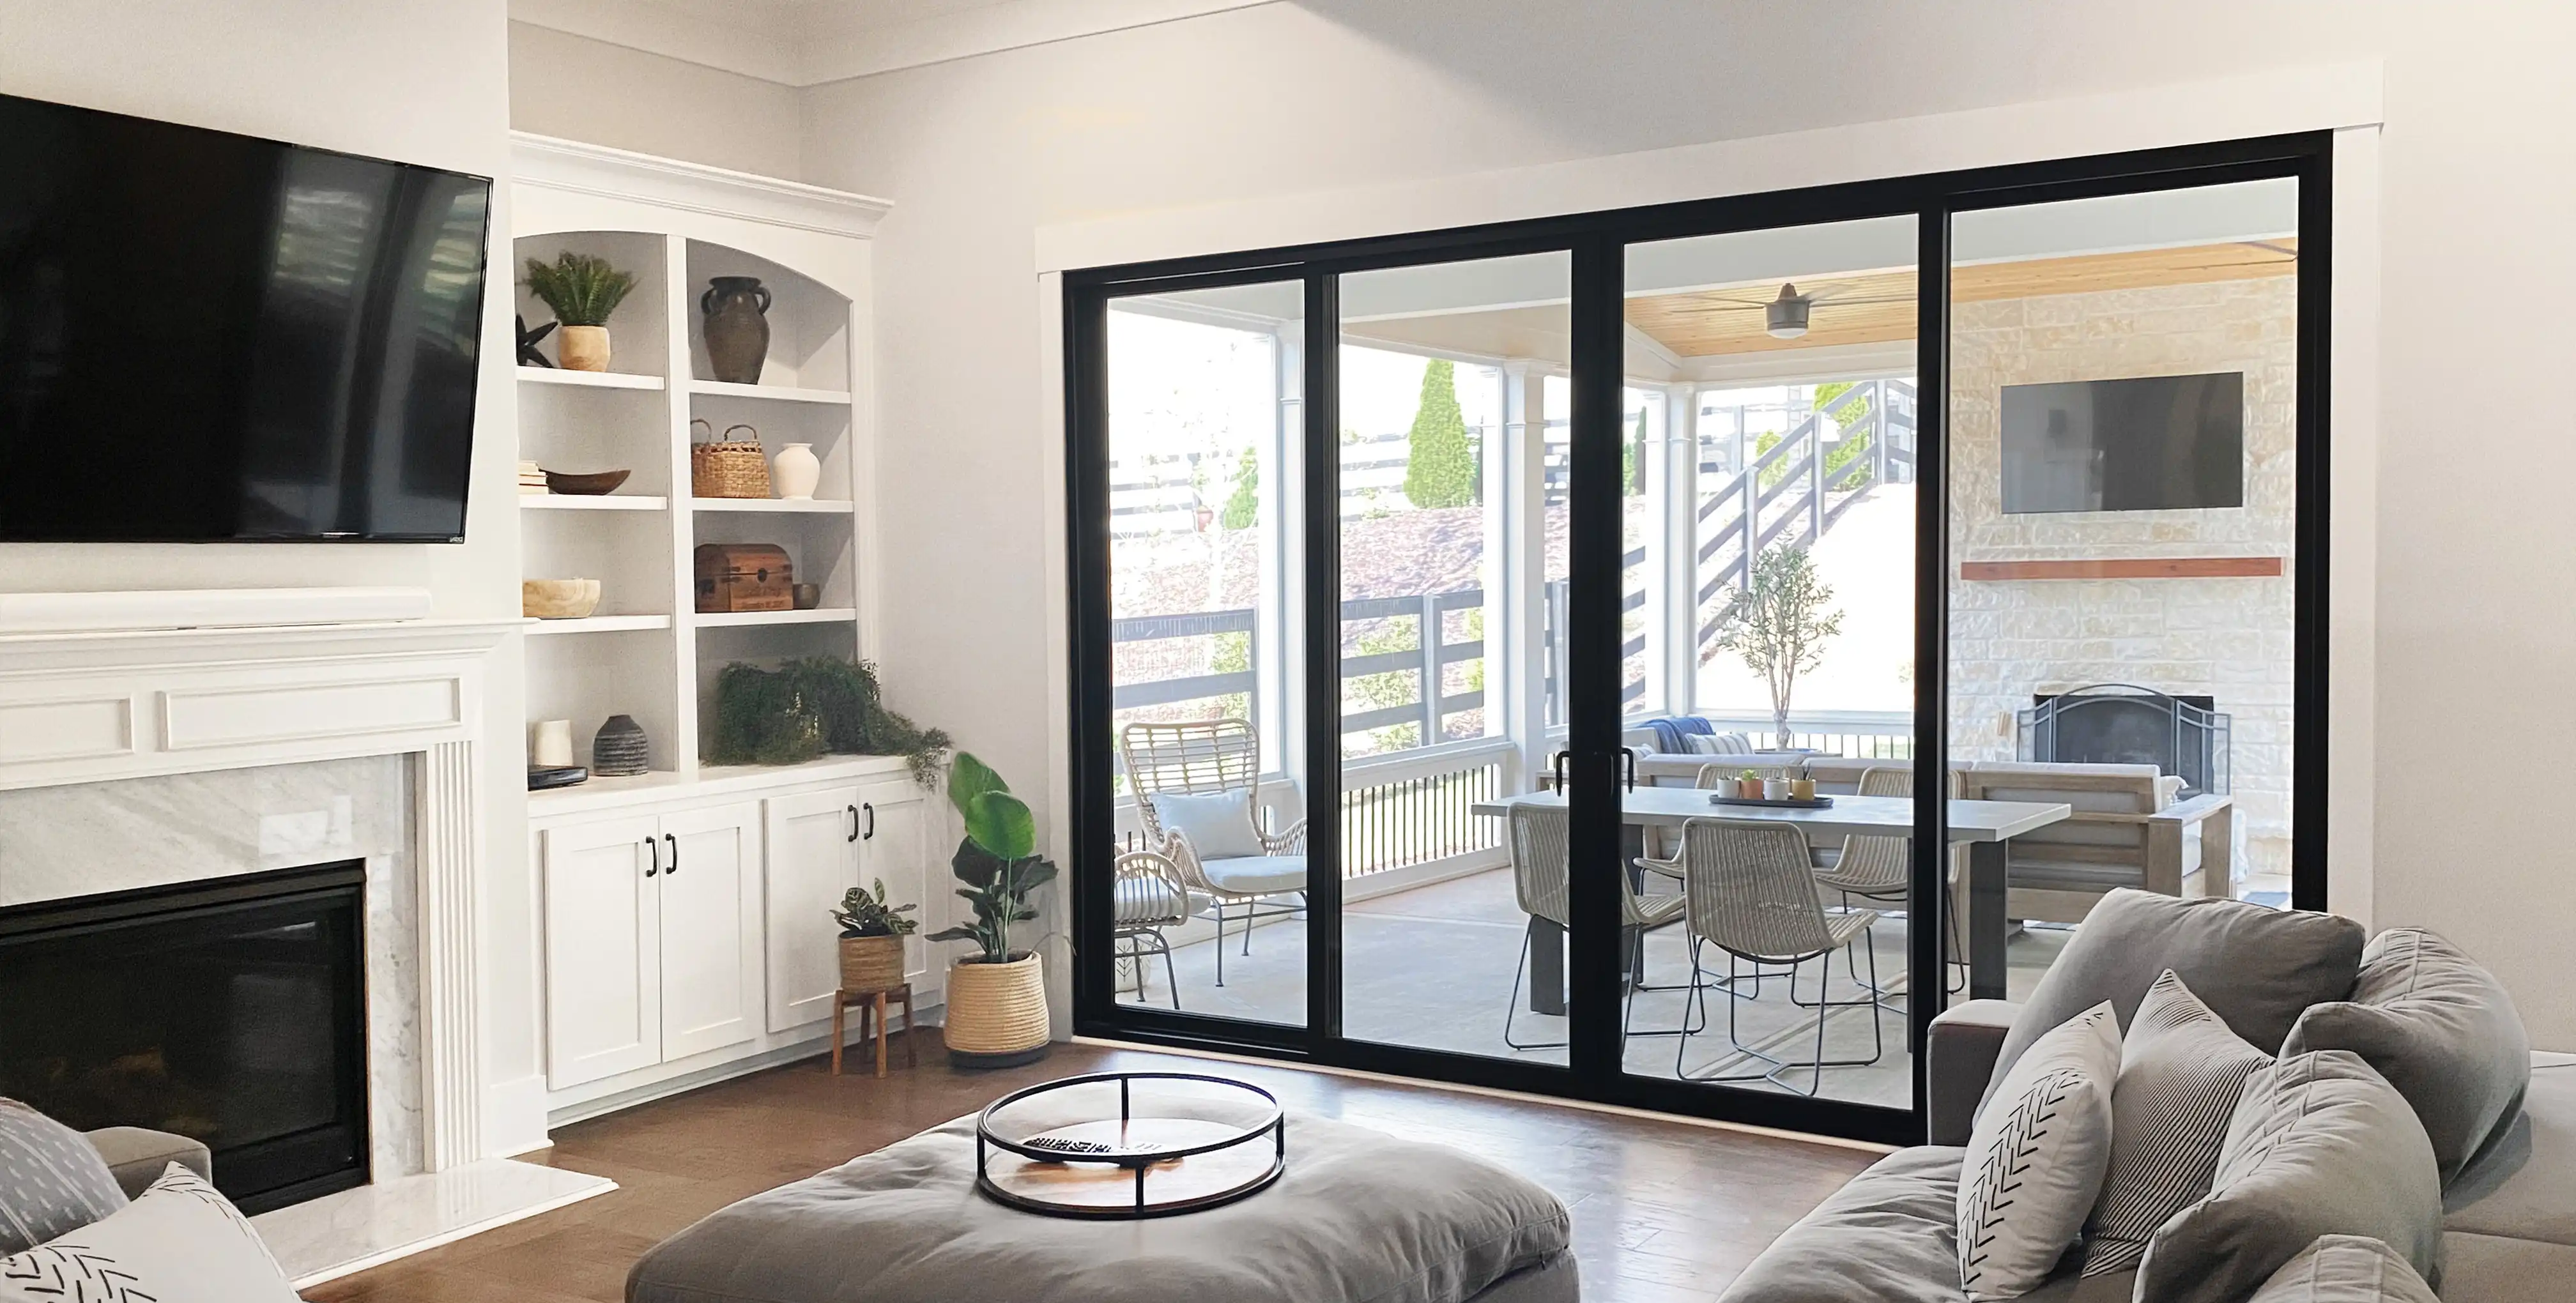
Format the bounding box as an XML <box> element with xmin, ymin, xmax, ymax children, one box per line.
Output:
<box><xmin>0</xmin><ymin>862</ymin><xmax>369</xmax><ymax>1214</ymax></box>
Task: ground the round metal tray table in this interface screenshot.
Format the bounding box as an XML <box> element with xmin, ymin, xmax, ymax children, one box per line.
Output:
<box><xmin>974</xmin><ymin>1071</ymin><xmax>1285</xmax><ymax>1219</ymax></box>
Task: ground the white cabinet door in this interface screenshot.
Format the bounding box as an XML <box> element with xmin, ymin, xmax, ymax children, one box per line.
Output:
<box><xmin>855</xmin><ymin>779</ymin><xmax>941</xmax><ymax>999</ymax></box>
<box><xmin>542</xmin><ymin>816</ymin><xmax>662</xmax><ymax>1090</ymax></box>
<box><xmin>762</xmin><ymin>785</ymin><xmax>863</xmax><ymax>1033</ymax></box>
<box><xmin>656</xmin><ymin>802</ymin><xmax>765</xmax><ymax>1061</ymax></box>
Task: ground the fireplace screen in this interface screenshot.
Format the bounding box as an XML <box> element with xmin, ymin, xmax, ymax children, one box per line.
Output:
<box><xmin>2020</xmin><ymin>685</ymin><xmax>2230</xmax><ymax>798</ymax></box>
<box><xmin>0</xmin><ymin>861</ymin><xmax>369</xmax><ymax>1214</ymax></box>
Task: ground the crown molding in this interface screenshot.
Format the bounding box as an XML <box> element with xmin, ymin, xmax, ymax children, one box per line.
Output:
<box><xmin>512</xmin><ymin>0</ymin><xmax>1277</xmax><ymax>86</ymax></box>
<box><xmin>510</xmin><ymin>132</ymin><xmax>892</xmax><ymax>236</ymax></box>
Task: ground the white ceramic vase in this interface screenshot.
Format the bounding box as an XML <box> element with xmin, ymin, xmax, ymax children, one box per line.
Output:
<box><xmin>772</xmin><ymin>442</ymin><xmax>821</xmax><ymax>499</ymax></box>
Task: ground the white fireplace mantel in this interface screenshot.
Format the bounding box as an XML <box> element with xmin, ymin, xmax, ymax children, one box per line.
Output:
<box><xmin>0</xmin><ymin>614</ymin><xmax>518</xmax><ymax>1174</ymax></box>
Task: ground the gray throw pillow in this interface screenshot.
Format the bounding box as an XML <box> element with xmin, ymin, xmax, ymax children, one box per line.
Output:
<box><xmin>2246</xmin><ymin>1235</ymin><xmax>2440</xmax><ymax>1303</ymax></box>
<box><xmin>0</xmin><ymin>1099</ymin><xmax>127</xmax><ymax>1254</ymax></box>
<box><xmin>2137</xmin><ymin>1052</ymin><xmax>2444</xmax><ymax>1303</ymax></box>
<box><xmin>2081</xmin><ymin>970</ymin><xmax>2272</xmax><ymax>1276</ymax></box>
<box><xmin>2283</xmin><ymin>927</ymin><xmax>2530</xmax><ymax>1182</ymax></box>
<box><xmin>1988</xmin><ymin>889</ymin><xmax>2363</xmax><ymax>1099</ymax></box>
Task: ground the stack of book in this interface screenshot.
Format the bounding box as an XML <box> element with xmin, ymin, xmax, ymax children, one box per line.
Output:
<box><xmin>519</xmin><ymin>461</ymin><xmax>549</xmax><ymax>495</ymax></box>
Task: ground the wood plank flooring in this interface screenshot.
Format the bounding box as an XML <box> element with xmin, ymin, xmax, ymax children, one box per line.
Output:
<box><xmin>304</xmin><ymin>1035</ymin><xmax>1876</xmax><ymax>1303</ymax></box>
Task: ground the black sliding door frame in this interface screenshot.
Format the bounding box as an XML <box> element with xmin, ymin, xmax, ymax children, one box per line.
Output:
<box><xmin>1066</xmin><ymin>132</ymin><xmax>2333</xmax><ymax>1145</ymax></box>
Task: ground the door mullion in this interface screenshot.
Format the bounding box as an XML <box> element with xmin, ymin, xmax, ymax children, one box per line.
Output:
<box><xmin>1566</xmin><ymin>236</ymin><xmax>1628</xmax><ymax>1077</ymax></box>
<box><xmin>1303</xmin><ymin>271</ymin><xmax>1344</xmax><ymax>1048</ymax></box>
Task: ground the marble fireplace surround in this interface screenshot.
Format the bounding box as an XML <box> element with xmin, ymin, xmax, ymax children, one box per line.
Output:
<box><xmin>0</xmin><ymin>614</ymin><xmax>610</xmax><ymax>1283</ymax></box>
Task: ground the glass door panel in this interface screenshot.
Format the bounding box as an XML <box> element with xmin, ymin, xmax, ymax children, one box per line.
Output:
<box><xmin>1944</xmin><ymin>178</ymin><xmax>2301</xmax><ymax>1008</ymax></box>
<box><xmin>1103</xmin><ymin>280</ymin><xmax>1307</xmax><ymax>1026</ymax></box>
<box><xmin>1616</xmin><ymin>215</ymin><xmax>1921</xmax><ymax>1106</ymax></box>
<box><xmin>1335</xmin><ymin>252</ymin><xmax>1572</xmax><ymax>1065</ymax></box>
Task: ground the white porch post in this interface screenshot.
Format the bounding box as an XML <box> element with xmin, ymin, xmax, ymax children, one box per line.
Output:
<box><xmin>1496</xmin><ymin>361</ymin><xmax>1551</xmax><ymax>791</ymax></box>
<box><xmin>1264</xmin><ymin>322</ymin><xmax>1306</xmax><ymax>807</ymax></box>
<box><xmin>1661</xmin><ymin>382</ymin><xmax>1701</xmax><ymax>716</ymax></box>
<box><xmin>1636</xmin><ymin>389</ymin><xmax>1670</xmax><ymax>718</ymax></box>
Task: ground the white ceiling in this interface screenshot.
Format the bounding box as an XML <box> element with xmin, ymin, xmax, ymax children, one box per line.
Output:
<box><xmin>510</xmin><ymin>0</ymin><xmax>1276</xmax><ymax>85</ymax></box>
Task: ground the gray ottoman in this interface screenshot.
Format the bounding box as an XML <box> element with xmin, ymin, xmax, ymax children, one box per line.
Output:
<box><xmin>628</xmin><ymin>1111</ymin><xmax>1576</xmax><ymax>1303</ymax></box>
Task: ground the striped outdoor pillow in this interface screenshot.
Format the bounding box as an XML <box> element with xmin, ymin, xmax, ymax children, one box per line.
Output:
<box><xmin>2082</xmin><ymin>970</ymin><xmax>2273</xmax><ymax>1275</ymax></box>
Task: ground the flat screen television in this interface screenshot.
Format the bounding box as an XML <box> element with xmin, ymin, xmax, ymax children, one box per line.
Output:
<box><xmin>0</xmin><ymin>93</ymin><xmax>491</xmax><ymax>542</ymax></box>
<box><xmin>1999</xmin><ymin>372</ymin><xmax>2244</xmax><ymax>514</ymax></box>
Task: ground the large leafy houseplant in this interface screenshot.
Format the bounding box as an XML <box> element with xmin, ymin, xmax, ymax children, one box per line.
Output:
<box><xmin>924</xmin><ymin>753</ymin><xmax>1055</xmax><ymax>964</ymax></box>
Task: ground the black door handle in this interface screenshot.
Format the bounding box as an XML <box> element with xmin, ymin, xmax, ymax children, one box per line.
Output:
<box><xmin>1551</xmin><ymin>751</ymin><xmax>1569</xmax><ymax>793</ymax></box>
<box><xmin>847</xmin><ymin>804</ymin><xmax>861</xmax><ymax>842</ymax></box>
<box><xmin>862</xmin><ymin>802</ymin><xmax>876</xmax><ymax>840</ymax></box>
<box><xmin>1620</xmin><ymin>747</ymin><xmax>1637</xmax><ymax>792</ymax></box>
<box><xmin>643</xmin><ymin>837</ymin><xmax>659</xmax><ymax>878</ymax></box>
<box><xmin>664</xmin><ymin>833</ymin><xmax>679</xmax><ymax>875</ymax></box>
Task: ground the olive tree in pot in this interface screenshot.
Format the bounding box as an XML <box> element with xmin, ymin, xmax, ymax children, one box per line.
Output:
<box><xmin>926</xmin><ymin>753</ymin><xmax>1057</xmax><ymax>1067</ymax></box>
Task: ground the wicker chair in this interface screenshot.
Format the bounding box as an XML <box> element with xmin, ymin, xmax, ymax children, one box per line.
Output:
<box><xmin>1118</xmin><ymin>719</ymin><xmax>1307</xmax><ymax>987</ymax></box>
<box><xmin>1111</xmin><ymin>850</ymin><xmax>1191</xmax><ymax>1007</ymax></box>
<box><xmin>1637</xmin><ymin>760</ymin><xmax>1798</xmax><ymax>885</ymax></box>
<box><xmin>1673</xmin><ymin>817</ymin><xmax>1889</xmax><ymax>1096</ymax></box>
<box><xmin>1813</xmin><ymin>766</ymin><xmax>1968</xmax><ymax>996</ymax></box>
<box><xmin>1501</xmin><ymin>804</ymin><xmax>1689</xmax><ymax>1051</ymax></box>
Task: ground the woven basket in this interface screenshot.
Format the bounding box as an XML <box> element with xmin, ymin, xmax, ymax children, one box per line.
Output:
<box><xmin>942</xmin><ymin>953</ymin><xmax>1049</xmax><ymax>1055</ymax></box>
<box><xmin>839</xmin><ymin>935</ymin><xmax>905</xmax><ymax>991</ymax></box>
<box><xmin>690</xmin><ymin>420</ymin><xmax>772</xmax><ymax>498</ymax></box>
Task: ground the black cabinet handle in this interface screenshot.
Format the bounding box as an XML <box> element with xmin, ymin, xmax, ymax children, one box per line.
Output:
<box><xmin>644</xmin><ymin>837</ymin><xmax>659</xmax><ymax>878</ymax></box>
<box><xmin>847</xmin><ymin>804</ymin><xmax>861</xmax><ymax>842</ymax></box>
<box><xmin>862</xmin><ymin>802</ymin><xmax>876</xmax><ymax>840</ymax></box>
<box><xmin>664</xmin><ymin>833</ymin><xmax>679</xmax><ymax>875</ymax></box>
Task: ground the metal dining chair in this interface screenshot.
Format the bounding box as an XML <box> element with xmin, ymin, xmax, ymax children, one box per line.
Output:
<box><xmin>1501</xmin><ymin>804</ymin><xmax>1693</xmax><ymax>1051</ymax></box>
<box><xmin>1673</xmin><ymin>816</ymin><xmax>1889</xmax><ymax>1095</ymax></box>
<box><xmin>1812</xmin><ymin>766</ymin><xmax>1969</xmax><ymax>997</ymax></box>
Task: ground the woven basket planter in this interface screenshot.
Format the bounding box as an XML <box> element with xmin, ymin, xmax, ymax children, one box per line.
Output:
<box><xmin>943</xmin><ymin>952</ymin><xmax>1049</xmax><ymax>1066</ymax></box>
<box><xmin>690</xmin><ymin>421</ymin><xmax>772</xmax><ymax>498</ymax></box>
<box><xmin>838</xmin><ymin>934</ymin><xmax>905</xmax><ymax>991</ymax></box>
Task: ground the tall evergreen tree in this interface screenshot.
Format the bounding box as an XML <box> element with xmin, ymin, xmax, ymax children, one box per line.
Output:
<box><xmin>1402</xmin><ymin>359</ymin><xmax>1476</xmax><ymax>509</ymax></box>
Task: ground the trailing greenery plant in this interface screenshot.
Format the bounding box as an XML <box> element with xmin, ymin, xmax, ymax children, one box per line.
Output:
<box><xmin>832</xmin><ymin>879</ymin><xmax>918</xmax><ymax>938</ymax></box>
<box><xmin>523</xmin><ymin>252</ymin><xmax>636</xmax><ymax>327</ymax></box>
<box><xmin>1712</xmin><ymin>544</ymin><xmax>1844</xmax><ymax>750</ymax></box>
<box><xmin>706</xmin><ymin>657</ymin><xmax>951</xmax><ymax>785</ymax></box>
<box><xmin>925</xmin><ymin>753</ymin><xmax>1057</xmax><ymax>965</ymax></box>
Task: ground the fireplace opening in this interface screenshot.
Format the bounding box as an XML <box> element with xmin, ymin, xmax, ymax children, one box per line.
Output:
<box><xmin>0</xmin><ymin>861</ymin><xmax>369</xmax><ymax>1214</ymax></box>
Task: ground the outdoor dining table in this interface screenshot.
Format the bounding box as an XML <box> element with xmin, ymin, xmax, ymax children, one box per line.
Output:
<box><xmin>1468</xmin><ymin>788</ymin><xmax>2073</xmax><ymax>1008</ymax></box>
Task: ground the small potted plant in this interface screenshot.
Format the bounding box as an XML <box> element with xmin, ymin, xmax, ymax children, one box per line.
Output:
<box><xmin>523</xmin><ymin>251</ymin><xmax>636</xmax><ymax>372</ymax></box>
<box><xmin>926</xmin><ymin>752</ymin><xmax>1056</xmax><ymax>1067</ymax></box>
<box><xmin>831</xmin><ymin>878</ymin><xmax>916</xmax><ymax>993</ymax></box>
<box><xmin>1735</xmin><ymin>768</ymin><xmax>1766</xmax><ymax>800</ymax></box>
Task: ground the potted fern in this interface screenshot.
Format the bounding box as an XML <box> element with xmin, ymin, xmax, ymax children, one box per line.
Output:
<box><xmin>832</xmin><ymin>879</ymin><xmax>916</xmax><ymax>993</ymax></box>
<box><xmin>926</xmin><ymin>752</ymin><xmax>1056</xmax><ymax>1067</ymax></box>
<box><xmin>523</xmin><ymin>252</ymin><xmax>636</xmax><ymax>372</ymax></box>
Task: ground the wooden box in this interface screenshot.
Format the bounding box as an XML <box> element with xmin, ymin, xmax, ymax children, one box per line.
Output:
<box><xmin>694</xmin><ymin>544</ymin><xmax>794</xmax><ymax>613</ymax></box>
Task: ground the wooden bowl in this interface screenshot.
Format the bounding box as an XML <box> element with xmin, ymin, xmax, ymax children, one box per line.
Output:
<box><xmin>544</xmin><ymin>469</ymin><xmax>631</xmax><ymax>496</ymax></box>
<box><xmin>522</xmin><ymin>579</ymin><xmax>602</xmax><ymax>620</ymax></box>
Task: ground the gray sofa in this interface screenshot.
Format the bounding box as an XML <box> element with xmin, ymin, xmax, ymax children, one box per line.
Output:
<box><xmin>1725</xmin><ymin>892</ymin><xmax>2561</xmax><ymax>1302</ymax></box>
<box><xmin>85</xmin><ymin>1125</ymin><xmax>213</xmax><ymax>1200</ymax></box>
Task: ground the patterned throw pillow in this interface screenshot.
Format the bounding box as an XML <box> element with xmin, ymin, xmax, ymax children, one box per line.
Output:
<box><xmin>2082</xmin><ymin>970</ymin><xmax>2273</xmax><ymax>1275</ymax></box>
<box><xmin>1958</xmin><ymin>1002</ymin><xmax>2122</xmax><ymax>1301</ymax></box>
<box><xmin>0</xmin><ymin>1163</ymin><xmax>296</xmax><ymax>1303</ymax></box>
<box><xmin>0</xmin><ymin>1099</ymin><xmax>126</xmax><ymax>1254</ymax></box>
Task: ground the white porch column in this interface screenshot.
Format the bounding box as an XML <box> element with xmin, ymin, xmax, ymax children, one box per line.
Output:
<box><xmin>1264</xmin><ymin>322</ymin><xmax>1305</xmax><ymax>806</ymax></box>
<box><xmin>1496</xmin><ymin>361</ymin><xmax>1551</xmax><ymax>790</ymax></box>
<box><xmin>1661</xmin><ymin>381</ymin><xmax>1701</xmax><ymax>715</ymax></box>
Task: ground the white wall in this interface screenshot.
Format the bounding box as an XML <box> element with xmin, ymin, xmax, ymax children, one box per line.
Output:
<box><xmin>0</xmin><ymin>1</ymin><xmax>546</xmax><ymax>1154</ymax></box>
<box><xmin>509</xmin><ymin>21</ymin><xmax>805</xmax><ymax>179</ymax></box>
<box><xmin>755</xmin><ymin>0</ymin><xmax>2576</xmax><ymax>1044</ymax></box>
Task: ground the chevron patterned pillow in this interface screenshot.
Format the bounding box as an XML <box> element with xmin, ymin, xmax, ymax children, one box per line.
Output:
<box><xmin>0</xmin><ymin>1163</ymin><xmax>295</xmax><ymax>1303</ymax></box>
<box><xmin>2082</xmin><ymin>970</ymin><xmax>2273</xmax><ymax>1275</ymax></box>
<box><xmin>1958</xmin><ymin>1001</ymin><xmax>2122</xmax><ymax>1302</ymax></box>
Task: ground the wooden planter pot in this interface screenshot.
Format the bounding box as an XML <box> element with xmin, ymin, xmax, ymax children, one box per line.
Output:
<box><xmin>942</xmin><ymin>952</ymin><xmax>1050</xmax><ymax>1068</ymax></box>
<box><xmin>839</xmin><ymin>934</ymin><xmax>905</xmax><ymax>991</ymax></box>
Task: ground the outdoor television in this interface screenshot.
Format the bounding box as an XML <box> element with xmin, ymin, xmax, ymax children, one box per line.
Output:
<box><xmin>0</xmin><ymin>92</ymin><xmax>491</xmax><ymax>542</ymax></box>
<box><xmin>1998</xmin><ymin>372</ymin><xmax>2244</xmax><ymax>514</ymax></box>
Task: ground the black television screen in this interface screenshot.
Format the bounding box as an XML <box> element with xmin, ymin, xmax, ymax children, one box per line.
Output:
<box><xmin>0</xmin><ymin>93</ymin><xmax>490</xmax><ymax>542</ymax></box>
<box><xmin>1999</xmin><ymin>372</ymin><xmax>2244</xmax><ymax>514</ymax></box>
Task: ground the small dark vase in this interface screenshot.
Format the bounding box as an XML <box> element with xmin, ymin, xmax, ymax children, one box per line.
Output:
<box><xmin>701</xmin><ymin>277</ymin><xmax>772</xmax><ymax>385</ymax></box>
<box><xmin>593</xmin><ymin>714</ymin><xmax>650</xmax><ymax>777</ymax></box>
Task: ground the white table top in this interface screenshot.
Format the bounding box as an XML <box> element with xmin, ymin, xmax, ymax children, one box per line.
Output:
<box><xmin>1469</xmin><ymin>789</ymin><xmax>2071</xmax><ymax>842</ymax></box>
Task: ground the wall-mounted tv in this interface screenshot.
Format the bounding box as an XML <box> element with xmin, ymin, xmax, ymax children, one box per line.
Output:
<box><xmin>0</xmin><ymin>92</ymin><xmax>491</xmax><ymax>542</ymax></box>
<box><xmin>2000</xmin><ymin>372</ymin><xmax>2244</xmax><ymax>514</ymax></box>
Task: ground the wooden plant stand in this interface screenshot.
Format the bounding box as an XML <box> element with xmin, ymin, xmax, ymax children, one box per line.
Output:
<box><xmin>830</xmin><ymin>983</ymin><xmax>917</xmax><ymax>1078</ymax></box>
